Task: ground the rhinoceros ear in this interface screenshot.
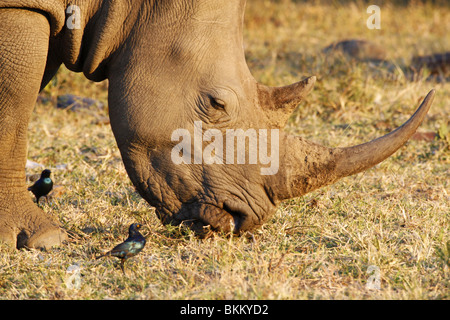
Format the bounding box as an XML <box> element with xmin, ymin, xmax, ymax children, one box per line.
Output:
<box><xmin>257</xmin><ymin>76</ymin><xmax>316</xmax><ymax>128</ymax></box>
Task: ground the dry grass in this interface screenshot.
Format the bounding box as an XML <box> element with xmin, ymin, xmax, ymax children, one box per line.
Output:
<box><xmin>0</xmin><ymin>1</ymin><xmax>448</xmax><ymax>300</ymax></box>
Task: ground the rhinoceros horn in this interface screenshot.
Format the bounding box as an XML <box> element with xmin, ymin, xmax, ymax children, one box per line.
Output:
<box><xmin>265</xmin><ymin>88</ymin><xmax>435</xmax><ymax>201</ymax></box>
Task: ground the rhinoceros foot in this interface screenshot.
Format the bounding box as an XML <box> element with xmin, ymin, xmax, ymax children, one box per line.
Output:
<box><xmin>0</xmin><ymin>193</ymin><xmax>67</xmax><ymax>250</ymax></box>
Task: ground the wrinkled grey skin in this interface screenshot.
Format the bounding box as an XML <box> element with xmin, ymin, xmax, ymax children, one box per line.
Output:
<box><xmin>0</xmin><ymin>0</ymin><xmax>434</xmax><ymax>249</ymax></box>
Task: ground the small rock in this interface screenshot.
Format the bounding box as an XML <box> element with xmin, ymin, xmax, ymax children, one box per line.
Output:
<box><xmin>55</xmin><ymin>163</ymin><xmax>68</xmax><ymax>170</ymax></box>
<box><xmin>80</xmin><ymin>226</ymin><xmax>96</xmax><ymax>234</ymax></box>
<box><xmin>323</xmin><ymin>39</ymin><xmax>387</xmax><ymax>61</ymax></box>
<box><xmin>411</xmin><ymin>52</ymin><xmax>450</xmax><ymax>76</ymax></box>
<box><xmin>26</xmin><ymin>159</ymin><xmax>44</xmax><ymax>169</ymax></box>
<box><xmin>57</xmin><ymin>94</ymin><xmax>104</xmax><ymax>111</ymax></box>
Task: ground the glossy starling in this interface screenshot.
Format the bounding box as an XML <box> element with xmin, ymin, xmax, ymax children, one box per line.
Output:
<box><xmin>28</xmin><ymin>169</ymin><xmax>53</xmax><ymax>205</ymax></box>
<box><xmin>96</xmin><ymin>223</ymin><xmax>146</xmax><ymax>274</ymax></box>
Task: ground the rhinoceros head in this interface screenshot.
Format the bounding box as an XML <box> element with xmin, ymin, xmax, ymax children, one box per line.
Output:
<box><xmin>106</xmin><ymin>0</ymin><xmax>434</xmax><ymax>234</ymax></box>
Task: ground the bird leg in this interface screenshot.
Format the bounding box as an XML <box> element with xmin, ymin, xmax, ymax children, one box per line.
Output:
<box><xmin>120</xmin><ymin>259</ymin><xmax>126</xmax><ymax>275</ymax></box>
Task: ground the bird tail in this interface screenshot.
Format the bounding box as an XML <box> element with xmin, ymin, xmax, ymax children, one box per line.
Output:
<box><xmin>96</xmin><ymin>252</ymin><xmax>110</xmax><ymax>260</ymax></box>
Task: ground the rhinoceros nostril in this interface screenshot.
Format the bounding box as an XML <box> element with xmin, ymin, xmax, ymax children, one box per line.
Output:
<box><xmin>223</xmin><ymin>200</ymin><xmax>253</xmax><ymax>233</ymax></box>
<box><xmin>16</xmin><ymin>229</ymin><xmax>28</xmax><ymax>249</ymax></box>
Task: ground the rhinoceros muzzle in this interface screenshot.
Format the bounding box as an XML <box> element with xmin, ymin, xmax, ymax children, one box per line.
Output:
<box><xmin>166</xmin><ymin>198</ymin><xmax>265</xmax><ymax>235</ymax></box>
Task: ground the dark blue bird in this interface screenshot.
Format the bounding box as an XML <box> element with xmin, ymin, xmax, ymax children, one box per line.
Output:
<box><xmin>28</xmin><ymin>169</ymin><xmax>53</xmax><ymax>205</ymax></box>
<box><xmin>96</xmin><ymin>223</ymin><xmax>146</xmax><ymax>274</ymax></box>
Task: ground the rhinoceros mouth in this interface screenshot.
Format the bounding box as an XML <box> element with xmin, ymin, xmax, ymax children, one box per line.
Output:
<box><xmin>171</xmin><ymin>198</ymin><xmax>259</xmax><ymax>235</ymax></box>
<box><xmin>222</xmin><ymin>199</ymin><xmax>255</xmax><ymax>232</ymax></box>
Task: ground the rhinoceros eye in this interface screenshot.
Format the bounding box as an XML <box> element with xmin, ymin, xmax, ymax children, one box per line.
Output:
<box><xmin>210</xmin><ymin>96</ymin><xmax>226</xmax><ymax>110</ymax></box>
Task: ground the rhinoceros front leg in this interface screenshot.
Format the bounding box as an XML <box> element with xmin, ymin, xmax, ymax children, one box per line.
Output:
<box><xmin>0</xmin><ymin>9</ymin><xmax>67</xmax><ymax>249</ymax></box>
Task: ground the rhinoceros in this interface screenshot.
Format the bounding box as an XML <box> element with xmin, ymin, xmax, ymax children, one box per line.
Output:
<box><xmin>0</xmin><ymin>0</ymin><xmax>434</xmax><ymax>249</ymax></box>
